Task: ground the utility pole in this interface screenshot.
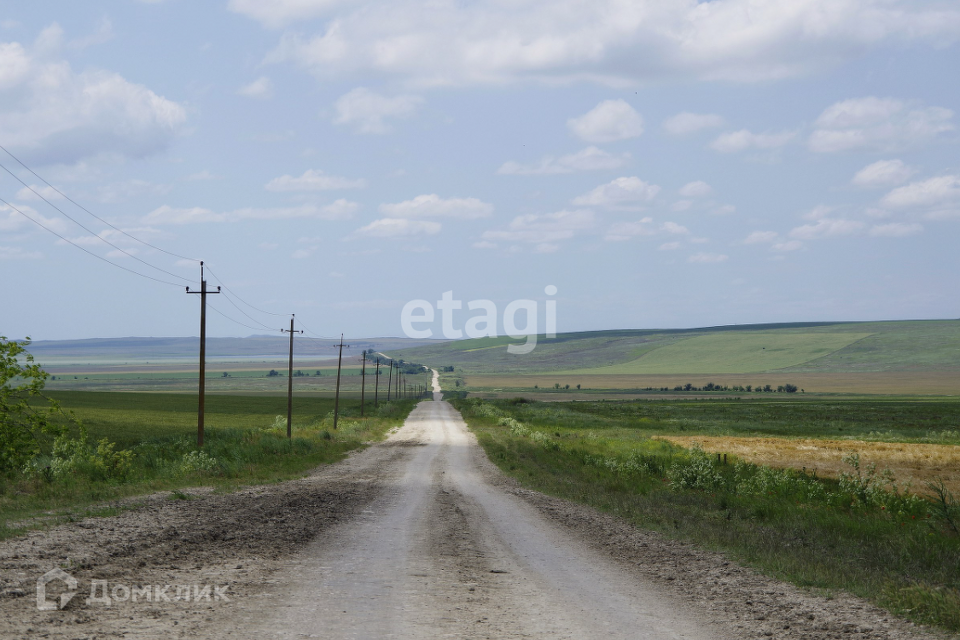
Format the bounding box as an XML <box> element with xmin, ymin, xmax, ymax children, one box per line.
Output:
<box><xmin>360</xmin><ymin>350</ymin><xmax>366</xmax><ymax>417</ymax></box>
<box><xmin>387</xmin><ymin>359</ymin><xmax>393</xmax><ymax>401</ymax></box>
<box><xmin>374</xmin><ymin>357</ymin><xmax>380</xmax><ymax>406</ymax></box>
<box><xmin>281</xmin><ymin>315</ymin><xmax>302</xmax><ymax>439</ymax></box>
<box><xmin>333</xmin><ymin>334</ymin><xmax>345</xmax><ymax>430</ymax></box>
<box><xmin>186</xmin><ymin>261</ymin><xmax>220</xmax><ymax>447</ymax></box>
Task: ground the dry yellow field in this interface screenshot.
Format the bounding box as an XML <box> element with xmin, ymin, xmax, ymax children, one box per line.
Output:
<box><xmin>464</xmin><ymin>371</ymin><xmax>960</xmax><ymax>395</ymax></box>
<box><xmin>656</xmin><ymin>435</ymin><xmax>960</xmax><ymax>497</ymax></box>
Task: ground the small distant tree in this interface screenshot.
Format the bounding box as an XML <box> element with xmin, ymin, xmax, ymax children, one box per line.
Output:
<box><xmin>576</xmin><ymin>384</ymin><xmax>581</xmax><ymax>390</ymax></box>
<box><xmin>222</xmin><ymin>372</ymin><xmax>229</xmax><ymax>378</ymax></box>
<box><xmin>267</xmin><ymin>369</ymin><xmax>279</xmax><ymax>377</ymax></box>
<box><xmin>784</xmin><ymin>383</ymin><xmax>798</xmax><ymax>393</ymax></box>
<box><xmin>315</xmin><ymin>370</ymin><xmax>322</xmax><ymax>376</ymax></box>
<box><xmin>763</xmin><ymin>384</ymin><xmax>773</xmax><ymax>392</ymax></box>
<box><xmin>746</xmin><ymin>385</ymin><xmax>752</xmax><ymax>392</ymax></box>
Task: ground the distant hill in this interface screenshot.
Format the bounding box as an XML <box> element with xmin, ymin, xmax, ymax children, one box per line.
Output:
<box><xmin>25</xmin><ymin>336</ymin><xmax>447</xmax><ymax>364</ymax></box>
<box><xmin>386</xmin><ymin>320</ymin><xmax>960</xmax><ymax>375</ymax></box>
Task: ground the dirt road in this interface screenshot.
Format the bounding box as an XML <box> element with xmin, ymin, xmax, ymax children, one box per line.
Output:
<box><xmin>0</xmin><ymin>371</ymin><xmax>945</xmax><ymax>639</ymax></box>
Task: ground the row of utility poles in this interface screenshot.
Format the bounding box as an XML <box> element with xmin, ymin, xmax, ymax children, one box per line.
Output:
<box><xmin>188</xmin><ymin>263</ymin><xmax>430</xmax><ymax>446</ymax></box>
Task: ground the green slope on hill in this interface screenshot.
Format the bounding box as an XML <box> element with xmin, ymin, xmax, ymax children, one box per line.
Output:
<box><xmin>560</xmin><ymin>331</ymin><xmax>873</xmax><ymax>374</ymax></box>
<box><xmin>388</xmin><ymin>320</ymin><xmax>960</xmax><ymax>375</ymax></box>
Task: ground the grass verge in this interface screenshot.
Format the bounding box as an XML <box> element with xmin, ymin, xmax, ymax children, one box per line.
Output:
<box><xmin>453</xmin><ymin>397</ymin><xmax>960</xmax><ymax>633</ymax></box>
<box><xmin>1</xmin><ymin>394</ymin><xmax>419</xmax><ymax>541</ymax></box>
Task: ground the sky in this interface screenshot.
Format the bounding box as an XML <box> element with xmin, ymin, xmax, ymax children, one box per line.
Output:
<box><xmin>1</xmin><ymin>0</ymin><xmax>959</xmax><ymax>342</ymax></box>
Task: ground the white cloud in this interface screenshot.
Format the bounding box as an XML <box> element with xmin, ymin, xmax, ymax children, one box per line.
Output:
<box><xmin>96</xmin><ymin>179</ymin><xmax>171</xmax><ymax>204</ymax></box>
<box><xmin>712</xmin><ymin>204</ymin><xmax>736</xmax><ymax>215</ymax></box>
<box><xmin>483</xmin><ymin>209</ymin><xmax>595</xmax><ymax>245</ymax></box>
<box><xmin>567</xmin><ymin>100</ymin><xmax>643</xmax><ymax>143</ymax></box>
<box><xmin>0</xmin><ymin>245</ymin><xmax>42</xmax><ymax>260</ymax></box>
<box><xmin>238</xmin><ymin>76</ymin><xmax>273</xmax><ymax>99</ymax></box>
<box><xmin>661</xmin><ymin>221</ymin><xmax>689</xmax><ymax>235</ymax></box>
<box><xmin>187</xmin><ymin>170</ymin><xmax>216</xmax><ymax>181</ymax></box>
<box><xmin>228</xmin><ymin>0</ymin><xmax>342</xmax><ymax>29</ymax></box>
<box><xmin>379</xmin><ymin>194</ymin><xmax>493</xmax><ymax>219</ymax></box>
<box><xmin>802</xmin><ymin>204</ymin><xmax>834</xmax><ymax>221</ymax></box>
<box><xmin>772</xmin><ymin>240</ymin><xmax>803</xmax><ymax>251</ymax></box>
<box><xmin>688</xmin><ymin>252</ymin><xmax>728</xmax><ymax>263</ymax></box>
<box><xmin>498</xmin><ymin>146</ymin><xmax>630</xmax><ymax>175</ymax></box>
<box><xmin>14</xmin><ymin>185</ymin><xmax>63</xmax><ymax>202</ymax></box>
<box><xmin>333</xmin><ymin>87</ymin><xmax>422</xmax><ymax>134</ymax></box>
<box><xmin>354</xmin><ymin>218</ymin><xmax>441</xmax><ymax>237</ymax></box>
<box><xmin>671</xmin><ymin>200</ymin><xmax>692</xmax><ymax>212</ymax></box>
<box><xmin>265</xmin><ymin>169</ymin><xmax>366</xmax><ymax>191</ymax></box>
<box><xmin>880</xmin><ymin>175</ymin><xmax>960</xmax><ymax>210</ymax></box>
<box><xmin>744</xmin><ymin>231</ymin><xmax>778</xmax><ymax>244</ymax></box>
<box><xmin>678</xmin><ymin>180</ymin><xmax>712</xmax><ymax>198</ymax></box>
<box><xmin>789</xmin><ymin>218</ymin><xmax>865</xmax><ymax>240</ymax></box>
<box><xmin>659</xmin><ymin>242</ymin><xmax>680</xmax><ymax>251</ymax></box>
<box><xmin>143</xmin><ymin>206</ymin><xmax>224</xmax><ymax>225</ymax></box>
<box><xmin>257</xmin><ymin>1</ymin><xmax>960</xmax><ymax>86</ymax></box>
<box><xmin>663</xmin><ymin>112</ymin><xmax>725</xmax><ymax>135</ymax></box>
<box><xmin>0</xmin><ymin>203</ymin><xmax>70</xmax><ymax>233</ymax></box>
<box><xmin>604</xmin><ymin>218</ymin><xmax>653</xmax><ymax>242</ymax></box>
<box><xmin>852</xmin><ymin>159</ymin><xmax>916</xmax><ymax>188</ymax></box>
<box><xmin>143</xmin><ymin>200</ymin><xmax>358</xmax><ymax>225</ymax></box>
<box><xmin>869</xmin><ymin>222</ymin><xmax>923</xmax><ymax>237</ymax></box>
<box><xmin>0</xmin><ymin>33</ymin><xmax>186</xmax><ymax>164</ymax></box>
<box><xmin>809</xmin><ymin>97</ymin><xmax>954</xmax><ymax>153</ymax></box>
<box><xmin>571</xmin><ymin>176</ymin><xmax>659</xmax><ymax>207</ymax></box>
<box><xmin>710</xmin><ymin>129</ymin><xmax>796</xmax><ymax>153</ymax></box>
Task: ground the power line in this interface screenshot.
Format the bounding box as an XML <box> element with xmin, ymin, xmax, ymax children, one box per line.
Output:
<box><xmin>0</xmin><ymin>143</ymin><xmax>199</xmax><ymax>263</ymax></box>
<box><xmin>203</xmin><ymin>265</ymin><xmax>289</xmax><ymax>317</ymax></box>
<box><xmin>217</xmin><ymin>288</ymin><xmax>282</xmax><ymax>332</ymax></box>
<box><xmin>0</xmin><ymin>196</ymin><xmax>185</xmax><ymax>288</ymax></box>
<box><xmin>207</xmin><ymin>301</ymin><xmax>280</xmax><ymax>334</ymax></box>
<box><xmin>0</xmin><ymin>160</ymin><xmax>193</xmax><ymax>284</ymax></box>
<box><xmin>296</xmin><ymin>317</ymin><xmax>340</xmax><ymax>340</ymax></box>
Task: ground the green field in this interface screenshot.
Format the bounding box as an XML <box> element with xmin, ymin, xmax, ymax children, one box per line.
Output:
<box><xmin>456</xmin><ymin>396</ymin><xmax>960</xmax><ymax>632</ymax></box>
<box><xmin>2</xmin><ymin>391</ymin><xmax>418</xmax><ymax>539</ymax></box>
<box><xmin>560</xmin><ymin>331</ymin><xmax>873</xmax><ymax>374</ymax></box>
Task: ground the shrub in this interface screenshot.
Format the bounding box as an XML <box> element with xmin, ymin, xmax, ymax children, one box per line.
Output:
<box><xmin>668</xmin><ymin>445</ymin><xmax>724</xmax><ymax>491</ymax></box>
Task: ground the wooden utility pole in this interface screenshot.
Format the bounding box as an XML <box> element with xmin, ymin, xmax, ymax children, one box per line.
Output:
<box><xmin>374</xmin><ymin>357</ymin><xmax>380</xmax><ymax>406</ymax></box>
<box><xmin>186</xmin><ymin>261</ymin><xmax>220</xmax><ymax>447</ymax></box>
<box><xmin>281</xmin><ymin>315</ymin><xmax>302</xmax><ymax>438</ymax></box>
<box><xmin>333</xmin><ymin>334</ymin><xmax>344</xmax><ymax>430</ymax></box>
<box><xmin>387</xmin><ymin>359</ymin><xmax>393</xmax><ymax>401</ymax></box>
<box><xmin>360</xmin><ymin>350</ymin><xmax>366</xmax><ymax>417</ymax></box>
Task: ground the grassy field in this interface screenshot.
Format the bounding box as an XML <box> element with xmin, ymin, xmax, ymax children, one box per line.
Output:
<box><xmin>42</xmin><ymin>361</ymin><xmax>433</xmax><ymax>395</ymax></box>
<box><xmin>392</xmin><ymin>320</ymin><xmax>960</xmax><ymax>382</ymax></box>
<box><xmin>560</xmin><ymin>331</ymin><xmax>873</xmax><ymax>374</ymax></box>
<box><xmin>1</xmin><ymin>391</ymin><xmax>419</xmax><ymax>539</ymax></box>
<box><xmin>455</xmin><ymin>396</ymin><xmax>960</xmax><ymax>632</ymax></box>
<box><xmin>457</xmin><ymin>371</ymin><xmax>960</xmax><ymax>396</ymax></box>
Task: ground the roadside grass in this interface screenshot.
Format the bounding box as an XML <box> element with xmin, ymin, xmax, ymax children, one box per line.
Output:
<box><xmin>454</xmin><ymin>397</ymin><xmax>960</xmax><ymax>632</ymax></box>
<box><xmin>0</xmin><ymin>392</ymin><xmax>419</xmax><ymax>541</ymax></box>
